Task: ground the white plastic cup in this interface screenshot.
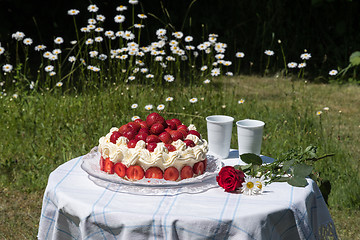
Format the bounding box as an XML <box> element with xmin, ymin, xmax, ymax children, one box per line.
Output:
<box><xmin>206</xmin><ymin>115</ymin><xmax>234</xmax><ymax>158</ymax></box>
<box><xmin>236</xmin><ymin>119</ymin><xmax>265</xmax><ymax>156</ymax></box>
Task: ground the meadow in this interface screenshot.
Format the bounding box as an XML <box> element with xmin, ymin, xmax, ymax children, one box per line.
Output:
<box><xmin>0</xmin><ymin>1</ymin><xmax>359</xmax><ymax>239</ymax></box>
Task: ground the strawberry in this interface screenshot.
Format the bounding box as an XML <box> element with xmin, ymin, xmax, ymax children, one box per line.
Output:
<box><xmin>150</xmin><ymin>123</ymin><xmax>165</xmax><ymax>135</ymax></box>
<box><xmin>166</xmin><ymin>120</ymin><xmax>177</xmax><ymax>130</ymax></box>
<box><xmin>123</xmin><ymin>130</ymin><xmax>137</xmax><ymax>140</ymax></box>
<box><xmin>110</xmin><ymin>131</ymin><xmax>122</xmax><ymax>144</ymax></box>
<box><xmin>170</xmin><ymin>118</ymin><xmax>182</xmax><ymax>127</ymax></box>
<box><xmin>159</xmin><ymin>131</ymin><xmax>172</xmax><ymax>144</ymax></box>
<box><xmin>188</xmin><ymin>130</ymin><xmax>201</xmax><ymax>138</ymax></box>
<box><xmin>178</xmin><ymin>129</ymin><xmax>188</xmax><ymax>138</ymax></box>
<box><xmin>146</xmin><ymin>112</ymin><xmax>166</xmax><ymax>127</ymax></box>
<box><xmin>118</xmin><ymin>124</ymin><xmax>130</xmax><ymax>135</ymax></box>
<box><xmin>177</xmin><ymin>124</ymin><xmax>189</xmax><ymax>132</ymax></box>
<box><xmin>139</xmin><ymin>121</ymin><xmax>149</xmax><ymax>129</ymax></box>
<box><xmin>100</xmin><ymin>156</ymin><xmax>105</xmax><ymax>171</ymax></box>
<box><xmin>164</xmin><ymin>167</ymin><xmax>179</xmax><ymax>181</ymax></box>
<box><xmin>145</xmin><ymin>167</ymin><xmax>164</xmax><ymax>179</ymax></box>
<box><xmin>180</xmin><ymin>165</ymin><xmax>194</xmax><ymax>179</ymax></box>
<box><xmin>183</xmin><ymin>139</ymin><xmax>195</xmax><ymax>147</ymax></box>
<box><xmin>170</xmin><ymin>130</ymin><xmax>184</xmax><ymax>141</ymax></box>
<box><xmin>135</xmin><ymin>132</ymin><xmax>148</xmax><ymax>142</ymax></box>
<box><xmin>127</xmin><ymin>139</ymin><xmax>138</xmax><ymax>148</ymax></box>
<box><xmin>126</xmin><ymin>165</ymin><xmax>145</xmax><ymax>180</ymax></box>
<box><xmin>165</xmin><ymin>127</ymin><xmax>173</xmax><ymax>133</ymax></box>
<box><xmin>193</xmin><ymin>161</ymin><xmax>205</xmax><ymax>175</ymax></box>
<box><xmin>127</xmin><ymin>122</ymin><xmax>141</xmax><ymax>133</ymax></box>
<box><xmin>146</xmin><ymin>135</ymin><xmax>160</xmax><ymax>143</ymax></box>
<box><xmin>113</xmin><ymin>162</ymin><xmax>127</xmax><ymax>178</ymax></box>
<box><xmin>202</xmin><ymin>158</ymin><xmax>207</xmax><ymax>170</ymax></box>
<box><xmin>147</xmin><ymin>142</ymin><xmax>158</xmax><ymax>152</ymax></box>
<box><xmin>165</xmin><ymin>144</ymin><xmax>176</xmax><ymax>152</ymax></box>
<box><xmin>103</xmin><ymin>158</ymin><xmax>114</xmax><ymax>174</ymax></box>
<box><xmin>134</xmin><ymin>118</ymin><xmax>143</xmax><ymax>123</ymax></box>
<box><xmin>138</xmin><ymin>127</ymin><xmax>150</xmax><ymax>135</ymax></box>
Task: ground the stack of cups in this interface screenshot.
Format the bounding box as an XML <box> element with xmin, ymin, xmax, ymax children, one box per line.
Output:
<box><xmin>206</xmin><ymin>115</ymin><xmax>265</xmax><ymax>159</ymax></box>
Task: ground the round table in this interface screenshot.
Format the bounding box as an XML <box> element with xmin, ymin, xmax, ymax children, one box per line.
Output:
<box><xmin>37</xmin><ymin>150</ymin><xmax>337</xmax><ymax>240</ymax></box>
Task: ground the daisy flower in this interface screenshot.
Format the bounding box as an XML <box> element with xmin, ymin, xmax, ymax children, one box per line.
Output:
<box><xmin>189</xmin><ymin>98</ymin><xmax>198</xmax><ymax>103</ymax></box>
<box><xmin>236</xmin><ymin>52</ymin><xmax>245</xmax><ymax>58</ymax></box>
<box><xmin>88</xmin><ymin>4</ymin><xmax>99</xmax><ymax>12</ymax></box>
<box><xmin>43</xmin><ymin>51</ymin><xmax>52</xmax><ymax>58</ymax></box>
<box><xmin>316</xmin><ymin>111</ymin><xmax>322</xmax><ymax>116</ymax></box>
<box><xmin>56</xmin><ymin>82</ymin><xmax>63</xmax><ymax>87</ymax></box>
<box><xmin>144</xmin><ymin>104</ymin><xmax>153</xmax><ymax>110</ymax></box>
<box><xmin>329</xmin><ymin>70</ymin><xmax>338</xmax><ymax>76</ymax></box>
<box><xmin>123</xmin><ymin>31</ymin><xmax>135</xmax><ymax>40</ymax></box>
<box><xmin>54</xmin><ymin>37</ymin><xmax>64</xmax><ymax>44</ymax></box>
<box><xmin>87</xmin><ymin>24</ymin><xmax>96</xmax><ymax>30</ymax></box>
<box><xmin>44</xmin><ymin>65</ymin><xmax>54</xmax><ymax>72</ymax></box>
<box><xmin>298</xmin><ymin>63</ymin><xmax>307</xmax><ymax>68</ymax></box>
<box><xmin>164</xmin><ymin>74</ymin><xmax>174</xmax><ymax>82</ymax></box>
<box><xmin>157</xmin><ymin>104</ymin><xmax>165</xmax><ymax>111</ymax></box>
<box><xmin>34</xmin><ymin>45</ymin><xmax>46</xmax><ymax>51</ymax></box>
<box><xmin>99</xmin><ymin>54</ymin><xmax>107</xmax><ymax>61</ymax></box>
<box><xmin>2</xmin><ymin>64</ymin><xmax>13</xmax><ymax>72</ymax></box>
<box><xmin>68</xmin><ymin>9</ymin><xmax>80</xmax><ymax>15</ymax></box>
<box><xmin>131</xmin><ymin>116</ymin><xmax>140</xmax><ymax>121</ymax></box>
<box><xmin>129</xmin><ymin>0</ymin><xmax>138</xmax><ymax>4</ymax></box>
<box><xmin>226</xmin><ymin>71</ymin><xmax>233</xmax><ymax>76</ymax></box>
<box><xmin>23</xmin><ymin>38</ymin><xmax>33</xmax><ymax>45</ymax></box>
<box><xmin>172</xmin><ymin>31</ymin><xmax>184</xmax><ymax>39</ymax></box>
<box><xmin>211</xmin><ymin>68</ymin><xmax>221</xmax><ymax>76</ymax></box>
<box><xmin>264</xmin><ymin>50</ymin><xmax>274</xmax><ymax>56</ymax></box>
<box><xmin>323</xmin><ymin>107</ymin><xmax>329</xmax><ymax>111</ymax></box>
<box><xmin>105</xmin><ymin>31</ymin><xmax>115</xmax><ymax>38</ymax></box>
<box><xmin>300</xmin><ymin>53</ymin><xmax>311</xmax><ymax>60</ymax></box>
<box><xmin>68</xmin><ymin>56</ymin><xmax>76</xmax><ymax>62</ymax></box>
<box><xmin>137</xmin><ymin>13</ymin><xmax>147</xmax><ymax>19</ymax></box>
<box><xmin>95</xmin><ymin>27</ymin><xmax>104</xmax><ymax>32</ymax></box>
<box><xmin>166</xmin><ymin>97</ymin><xmax>173</xmax><ymax>102</ymax></box>
<box><xmin>185</xmin><ymin>36</ymin><xmax>193</xmax><ymax>42</ymax></box>
<box><xmin>12</xmin><ymin>31</ymin><xmax>25</xmax><ymax>41</ymax></box>
<box><xmin>114</xmin><ymin>15</ymin><xmax>125</xmax><ymax>23</ymax></box>
<box><xmin>141</xmin><ymin>68</ymin><xmax>148</xmax><ymax>73</ymax></box>
<box><xmin>49</xmin><ymin>54</ymin><xmax>58</xmax><ymax>61</ymax></box>
<box><xmin>89</xmin><ymin>51</ymin><xmax>98</xmax><ymax>58</ymax></box>
<box><xmin>254</xmin><ymin>176</ymin><xmax>266</xmax><ymax>194</ymax></box>
<box><xmin>49</xmin><ymin>71</ymin><xmax>56</xmax><ymax>76</ymax></box>
<box><xmin>52</xmin><ymin>49</ymin><xmax>62</xmax><ymax>55</ymax></box>
<box><xmin>29</xmin><ymin>81</ymin><xmax>35</xmax><ymax>90</ymax></box>
<box><xmin>134</xmin><ymin>24</ymin><xmax>144</xmax><ymax>28</ymax></box>
<box><xmin>223</xmin><ymin>61</ymin><xmax>232</xmax><ymax>66</ymax></box>
<box><xmin>70</xmin><ymin>40</ymin><xmax>77</xmax><ymax>44</ymax></box>
<box><xmin>128</xmin><ymin>76</ymin><xmax>135</xmax><ymax>81</ymax></box>
<box><xmin>88</xmin><ymin>18</ymin><xmax>96</xmax><ymax>24</ymax></box>
<box><xmin>85</xmin><ymin>38</ymin><xmax>94</xmax><ymax>45</ymax></box>
<box><xmin>238</xmin><ymin>99</ymin><xmax>245</xmax><ymax>104</ymax></box>
<box><xmin>96</xmin><ymin>15</ymin><xmax>105</xmax><ymax>22</ymax></box>
<box><xmin>95</xmin><ymin>36</ymin><xmax>103</xmax><ymax>43</ymax></box>
<box><xmin>146</xmin><ymin>74</ymin><xmax>154</xmax><ymax>79</ymax></box>
<box><xmin>116</xmin><ymin>5</ymin><xmax>127</xmax><ymax>11</ymax></box>
<box><xmin>0</xmin><ymin>47</ymin><xmax>5</xmax><ymax>55</ymax></box>
<box><xmin>215</xmin><ymin>54</ymin><xmax>224</xmax><ymax>60</ymax></box>
<box><xmin>203</xmin><ymin>79</ymin><xmax>211</xmax><ymax>84</ymax></box>
<box><xmin>156</xmin><ymin>28</ymin><xmax>166</xmax><ymax>36</ymax></box>
<box><xmin>242</xmin><ymin>176</ymin><xmax>257</xmax><ymax>195</ymax></box>
<box><xmin>201</xmin><ymin>66</ymin><xmax>208</xmax><ymax>71</ymax></box>
<box><xmin>287</xmin><ymin>62</ymin><xmax>297</xmax><ymax>68</ymax></box>
<box><xmin>12</xmin><ymin>94</ymin><xmax>18</xmax><ymax>99</ymax></box>
<box><xmin>131</xmin><ymin>103</ymin><xmax>138</xmax><ymax>109</ymax></box>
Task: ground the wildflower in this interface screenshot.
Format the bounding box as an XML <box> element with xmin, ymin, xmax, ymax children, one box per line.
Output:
<box><xmin>264</xmin><ymin>50</ymin><xmax>274</xmax><ymax>56</ymax></box>
<box><xmin>254</xmin><ymin>176</ymin><xmax>266</xmax><ymax>194</ymax></box>
<box><xmin>203</xmin><ymin>79</ymin><xmax>211</xmax><ymax>84</ymax></box>
<box><xmin>49</xmin><ymin>71</ymin><xmax>56</xmax><ymax>76</ymax></box>
<box><xmin>211</xmin><ymin>68</ymin><xmax>221</xmax><ymax>76</ymax></box>
<box><xmin>49</xmin><ymin>54</ymin><xmax>58</xmax><ymax>61</ymax></box>
<box><xmin>68</xmin><ymin>56</ymin><xmax>76</xmax><ymax>62</ymax></box>
<box><xmin>80</xmin><ymin>27</ymin><xmax>90</xmax><ymax>33</ymax></box>
<box><xmin>169</xmin><ymin>40</ymin><xmax>178</xmax><ymax>46</ymax></box>
<box><xmin>137</xmin><ymin>13</ymin><xmax>147</xmax><ymax>19</ymax></box>
<box><xmin>12</xmin><ymin>94</ymin><xmax>18</xmax><ymax>99</ymax></box>
<box><xmin>52</xmin><ymin>49</ymin><xmax>62</xmax><ymax>55</ymax></box>
<box><xmin>128</xmin><ymin>76</ymin><xmax>135</xmax><ymax>81</ymax></box>
<box><xmin>12</xmin><ymin>31</ymin><xmax>25</xmax><ymax>41</ymax></box>
<box><xmin>316</xmin><ymin>111</ymin><xmax>322</xmax><ymax>116</ymax></box>
<box><xmin>189</xmin><ymin>98</ymin><xmax>198</xmax><ymax>103</ymax></box>
<box><xmin>114</xmin><ymin>15</ymin><xmax>125</xmax><ymax>23</ymax></box>
<box><xmin>34</xmin><ymin>45</ymin><xmax>46</xmax><ymax>51</ymax></box>
<box><xmin>87</xmin><ymin>24</ymin><xmax>96</xmax><ymax>30</ymax></box>
<box><xmin>236</xmin><ymin>52</ymin><xmax>245</xmax><ymax>58</ymax></box>
<box><xmin>129</xmin><ymin>0</ymin><xmax>139</xmax><ymax>4</ymax></box>
<box><xmin>95</xmin><ymin>36</ymin><xmax>103</xmax><ymax>43</ymax></box>
<box><xmin>56</xmin><ymin>82</ymin><xmax>63</xmax><ymax>87</ymax></box>
<box><xmin>95</xmin><ymin>27</ymin><xmax>104</xmax><ymax>33</ymax></box>
<box><xmin>68</xmin><ymin>9</ymin><xmax>80</xmax><ymax>15</ymax></box>
<box><xmin>85</xmin><ymin>38</ymin><xmax>94</xmax><ymax>45</ymax></box>
<box><xmin>134</xmin><ymin>24</ymin><xmax>144</xmax><ymax>28</ymax></box>
<box><xmin>242</xmin><ymin>176</ymin><xmax>258</xmax><ymax>195</ymax></box>
<box><xmin>172</xmin><ymin>31</ymin><xmax>184</xmax><ymax>39</ymax></box>
<box><xmin>44</xmin><ymin>65</ymin><xmax>54</xmax><ymax>72</ymax></box>
<box><xmin>215</xmin><ymin>54</ymin><xmax>224</xmax><ymax>60</ymax></box>
<box><xmin>298</xmin><ymin>63</ymin><xmax>307</xmax><ymax>68</ymax></box>
<box><xmin>131</xmin><ymin>116</ymin><xmax>140</xmax><ymax>121</ymax></box>
<box><xmin>131</xmin><ymin>103</ymin><xmax>138</xmax><ymax>109</ymax></box>
<box><xmin>329</xmin><ymin>70</ymin><xmax>338</xmax><ymax>76</ymax></box>
<box><xmin>146</xmin><ymin>74</ymin><xmax>154</xmax><ymax>79</ymax></box>
<box><xmin>157</xmin><ymin>104</ymin><xmax>165</xmax><ymax>111</ymax></box>
<box><xmin>323</xmin><ymin>107</ymin><xmax>329</xmax><ymax>111</ymax></box>
<box><xmin>287</xmin><ymin>62</ymin><xmax>297</xmax><ymax>68</ymax></box>
<box><xmin>144</xmin><ymin>104</ymin><xmax>153</xmax><ymax>110</ymax></box>
<box><xmin>54</xmin><ymin>37</ymin><xmax>64</xmax><ymax>44</ymax></box>
<box><xmin>105</xmin><ymin>31</ymin><xmax>115</xmax><ymax>38</ymax></box>
<box><xmin>119</xmin><ymin>55</ymin><xmax>128</xmax><ymax>60</ymax></box>
<box><xmin>223</xmin><ymin>61</ymin><xmax>232</xmax><ymax>67</ymax></box>
<box><xmin>197</xmin><ymin>43</ymin><xmax>206</xmax><ymax>51</ymax></box>
<box><xmin>2</xmin><ymin>64</ymin><xmax>13</xmax><ymax>72</ymax></box>
<box><xmin>89</xmin><ymin>51</ymin><xmax>98</xmax><ymax>58</ymax></box>
<box><xmin>88</xmin><ymin>4</ymin><xmax>99</xmax><ymax>12</ymax></box>
<box><xmin>226</xmin><ymin>71</ymin><xmax>233</xmax><ymax>76</ymax></box>
<box><xmin>123</xmin><ymin>31</ymin><xmax>135</xmax><ymax>40</ymax></box>
<box><xmin>96</xmin><ymin>14</ymin><xmax>106</xmax><ymax>21</ymax></box>
<box><xmin>116</xmin><ymin>5</ymin><xmax>127</xmax><ymax>11</ymax></box>
<box><xmin>23</xmin><ymin>38</ymin><xmax>33</xmax><ymax>45</ymax></box>
<box><xmin>43</xmin><ymin>51</ymin><xmax>52</xmax><ymax>58</ymax></box>
<box><xmin>166</xmin><ymin>97</ymin><xmax>173</xmax><ymax>102</ymax></box>
<box><xmin>209</xmin><ymin>36</ymin><xmax>217</xmax><ymax>43</ymax></box>
<box><xmin>29</xmin><ymin>81</ymin><xmax>35</xmax><ymax>90</ymax></box>
<box><xmin>164</xmin><ymin>74</ymin><xmax>174</xmax><ymax>82</ymax></box>
<box><xmin>300</xmin><ymin>53</ymin><xmax>311</xmax><ymax>60</ymax></box>
<box><xmin>238</xmin><ymin>99</ymin><xmax>245</xmax><ymax>104</ymax></box>
<box><xmin>70</xmin><ymin>40</ymin><xmax>77</xmax><ymax>45</ymax></box>
<box><xmin>155</xmin><ymin>56</ymin><xmax>163</xmax><ymax>62</ymax></box>
<box><xmin>156</xmin><ymin>28</ymin><xmax>166</xmax><ymax>36</ymax></box>
<box><xmin>141</xmin><ymin>68</ymin><xmax>148</xmax><ymax>73</ymax></box>
<box><xmin>88</xmin><ymin>18</ymin><xmax>96</xmax><ymax>25</ymax></box>
<box><xmin>185</xmin><ymin>36</ymin><xmax>193</xmax><ymax>42</ymax></box>
<box><xmin>0</xmin><ymin>47</ymin><xmax>4</xmax><ymax>55</ymax></box>
<box><xmin>99</xmin><ymin>54</ymin><xmax>107</xmax><ymax>61</ymax></box>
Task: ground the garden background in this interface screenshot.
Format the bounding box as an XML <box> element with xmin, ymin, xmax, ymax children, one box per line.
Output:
<box><xmin>0</xmin><ymin>0</ymin><xmax>359</xmax><ymax>239</ymax></box>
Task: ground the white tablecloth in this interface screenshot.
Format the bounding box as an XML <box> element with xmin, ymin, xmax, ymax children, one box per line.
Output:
<box><xmin>38</xmin><ymin>150</ymin><xmax>337</xmax><ymax>240</ymax></box>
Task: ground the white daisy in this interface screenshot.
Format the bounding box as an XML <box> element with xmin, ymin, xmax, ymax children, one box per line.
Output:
<box><xmin>99</xmin><ymin>54</ymin><xmax>107</xmax><ymax>61</ymax></box>
<box><xmin>157</xmin><ymin>104</ymin><xmax>165</xmax><ymax>111</ymax></box>
<box><xmin>166</xmin><ymin>97</ymin><xmax>173</xmax><ymax>102</ymax></box>
<box><xmin>34</xmin><ymin>45</ymin><xmax>46</xmax><ymax>51</ymax></box>
<box><xmin>287</xmin><ymin>62</ymin><xmax>298</xmax><ymax>68</ymax></box>
<box><xmin>95</xmin><ymin>36</ymin><xmax>103</xmax><ymax>43</ymax></box>
<box><xmin>0</xmin><ymin>47</ymin><xmax>5</xmax><ymax>55</ymax></box>
<box><xmin>164</xmin><ymin>74</ymin><xmax>174</xmax><ymax>82</ymax></box>
<box><xmin>236</xmin><ymin>52</ymin><xmax>245</xmax><ymax>58</ymax></box>
<box><xmin>96</xmin><ymin>15</ymin><xmax>105</xmax><ymax>22</ymax></box>
<box><xmin>54</xmin><ymin>37</ymin><xmax>64</xmax><ymax>44</ymax></box>
<box><xmin>129</xmin><ymin>0</ymin><xmax>138</xmax><ymax>4</ymax></box>
<box><xmin>68</xmin><ymin>56</ymin><xmax>76</xmax><ymax>62</ymax></box>
<box><xmin>172</xmin><ymin>31</ymin><xmax>183</xmax><ymax>39</ymax></box>
<box><xmin>137</xmin><ymin>13</ymin><xmax>147</xmax><ymax>19</ymax></box>
<box><xmin>95</xmin><ymin>27</ymin><xmax>104</xmax><ymax>32</ymax></box>
<box><xmin>114</xmin><ymin>15</ymin><xmax>125</xmax><ymax>23</ymax></box>
<box><xmin>203</xmin><ymin>79</ymin><xmax>211</xmax><ymax>84</ymax></box>
<box><xmin>189</xmin><ymin>98</ymin><xmax>198</xmax><ymax>103</ymax></box>
<box><xmin>88</xmin><ymin>4</ymin><xmax>99</xmax><ymax>13</ymax></box>
<box><xmin>44</xmin><ymin>65</ymin><xmax>54</xmax><ymax>72</ymax></box>
<box><xmin>238</xmin><ymin>99</ymin><xmax>245</xmax><ymax>104</ymax></box>
<box><xmin>254</xmin><ymin>176</ymin><xmax>266</xmax><ymax>194</ymax></box>
<box><xmin>43</xmin><ymin>51</ymin><xmax>52</xmax><ymax>58</ymax></box>
<box><xmin>116</xmin><ymin>5</ymin><xmax>127</xmax><ymax>11</ymax></box>
<box><xmin>56</xmin><ymin>82</ymin><xmax>63</xmax><ymax>87</ymax></box>
<box><xmin>131</xmin><ymin>103</ymin><xmax>138</xmax><ymax>109</ymax></box>
<box><xmin>128</xmin><ymin>76</ymin><xmax>135</xmax><ymax>81</ymax></box>
<box><xmin>12</xmin><ymin>94</ymin><xmax>18</xmax><ymax>99</ymax></box>
<box><xmin>49</xmin><ymin>71</ymin><xmax>56</xmax><ymax>76</ymax></box>
<box><xmin>2</xmin><ymin>64</ymin><xmax>13</xmax><ymax>73</ymax></box>
<box><xmin>12</xmin><ymin>31</ymin><xmax>25</xmax><ymax>41</ymax></box>
<box><xmin>264</xmin><ymin>50</ymin><xmax>274</xmax><ymax>56</ymax></box>
<box><xmin>23</xmin><ymin>38</ymin><xmax>33</xmax><ymax>45</ymax></box>
<box><xmin>323</xmin><ymin>107</ymin><xmax>330</xmax><ymax>111</ymax></box>
<box><xmin>105</xmin><ymin>31</ymin><xmax>115</xmax><ymax>38</ymax></box>
<box><xmin>68</xmin><ymin>9</ymin><xmax>80</xmax><ymax>15</ymax></box>
<box><xmin>211</xmin><ymin>68</ymin><xmax>221</xmax><ymax>76</ymax></box>
<box><xmin>185</xmin><ymin>36</ymin><xmax>193</xmax><ymax>42</ymax></box>
<box><xmin>85</xmin><ymin>38</ymin><xmax>94</xmax><ymax>45</ymax></box>
<box><xmin>298</xmin><ymin>63</ymin><xmax>307</xmax><ymax>68</ymax></box>
<box><xmin>131</xmin><ymin>116</ymin><xmax>140</xmax><ymax>121</ymax></box>
<box><xmin>329</xmin><ymin>70</ymin><xmax>338</xmax><ymax>76</ymax></box>
<box><xmin>144</xmin><ymin>104</ymin><xmax>153</xmax><ymax>110</ymax></box>
<box><xmin>89</xmin><ymin>51</ymin><xmax>98</xmax><ymax>58</ymax></box>
<box><xmin>300</xmin><ymin>53</ymin><xmax>311</xmax><ymax>60</ymax></box>
<box><xmin>146</xmin><ymin>74</ymin><xmax>154</xmax><ymax>79</ymax></box>
<box><xmin>52</xmin><ymin>49</ymin><xmax>62</xmax><ymax>55</ymax></box>
<box><xmin>134</xmin><ymin>24</ymin><xmax>144</xmax><ymax>28</ymax></box>
<box><xmin>156</xmin><ymin>28</ymin><xmax>166</xmax><ymax>36</ymax></box>
<box><xmin>316</xmin><ymin>111</ymin><xmax>322</xmax><ymax>116</ymax></box>
<box><xmin>242</xmin><ymin>176</ymin><xmax>257</xmax><ymax>195</ymax></box>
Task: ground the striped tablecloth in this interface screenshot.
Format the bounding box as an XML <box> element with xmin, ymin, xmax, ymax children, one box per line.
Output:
<box><xmin>37</xmin><ymin>150</ymin><xmax>337</xmax><ymax>240</ymax></box>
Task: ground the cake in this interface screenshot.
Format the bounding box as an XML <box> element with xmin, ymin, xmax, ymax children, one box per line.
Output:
<box><xmin>98</xmin><ymin>112</ymin><xmax>208</xmax><ymax>181</ymax></box>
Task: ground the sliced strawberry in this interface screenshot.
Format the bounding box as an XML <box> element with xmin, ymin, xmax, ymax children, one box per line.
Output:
<box><xmin>145</xmin><ymin>167</ymin><xmax>164</xmax><ymax>179</ymax></box>
<box><xmin>164</xmin><ymin>167</ymin><xmax>179</xmax><ymax>181</ymax></box>
<box><xmin>150</xmin><ymin>123</ymin><xmax>165</xmax><ymax>135</ymax></box>
<box><xmin>135</xmin><ymin>132</ymin><xmax>148</xmax><ymax>142</ymax></box>
<box><xmin>127</xmin><ymin>122</ymin><xmax>141</xmax><ymax>133</ymax></box>
<box><xmin>165</xmin><ymin>144</ymin><xmax>176</xmax><ymax>152</ymax></box>
<box><xmin>146</xmin><ymin>135</ymin><xmax>160</xmax><ymax>143</ymax></box>
<box><xmin>100</xmin><ymin>156</ymin><xmax>105</xmax><ymax>171</ymax></box>
<box><xmin>193</xmin><ymin>161</ymin><xmax>205</xmax><ymax>175</ymax></box>
<box><xmin>126</xmin><ymin>165</ymin><xmax>145</xmax><ymax>180</ymax></box>
<box><xmin>127</xmin><ymin>139</ymin><xmax>138</xmax><ymax>148</ymax></box>
<box><xmin>170</xmin><ymin>118</ymin><xmax>182</xmax><ymax>127</ymax></box>
<box><xmin>110</xmin><ymin>131</ymin><xmax>122</xmax><ymax>144</ymax></box>
<box><xmin>188</xmin><ymin>130</ymin><xmax>201</xmax><ymax>138</ymax></box>
<box><xmin>183</xmin><ymin>139</ymin><xmax>195</xmax><ymax>147</ymax></box>
<box><xmin>180</xmin><ymin>165</ymin><xmax>194</xmax><ymax>179</ymax></box>
<box><xmin>159</xmin><ymin>131</ymin><xmax>172</xmax><ymax>144</ymax></box>
<box><xmin>170</xmin><ymin>130</ymin><xmax>184</xmax><ymax>141</ymax></box>
<box><xmin>147</xmin><ymin>142</ymin><xmax>158</xmax><ymax>152</ymax></box>
<box><xmin>114</xmin><ymin>162</ymin><xmax>127</xmax><ymax>178</ymax></box>
<box><xmin>103</xmin><ymin>158</ymin><xmax>114</xmax><ymax>174</ymax></box>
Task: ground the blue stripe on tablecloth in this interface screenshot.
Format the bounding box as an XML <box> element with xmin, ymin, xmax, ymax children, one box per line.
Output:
<box><xmin>45</xmin><ymin>156</ymin><xmax>82</xmax><ymax>240</ymax></box>
<box><xmin>152</xmin><ymin>190</ymin><xmax>169</xmax><ymax>240</ymax></box>
<box><xmin>211</xmin><ymin>193</ymin><xmax>230</xmax><ymax>239</ymax></box>
<box><xmin>163</xmin><ymin>190</ymin><xmax>179</xmax><ymax>240</ymax></box>
<box><xmin>102</xmin><ymin>184</ymin><xmax>122</xmax><ymax>239</ymax></box>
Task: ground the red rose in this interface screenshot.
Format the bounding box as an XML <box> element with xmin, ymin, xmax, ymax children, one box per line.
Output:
<box><xmin>216</xmin><ymin>166</ymin><xmax>245</xmax><ymax>192</ymax></box>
